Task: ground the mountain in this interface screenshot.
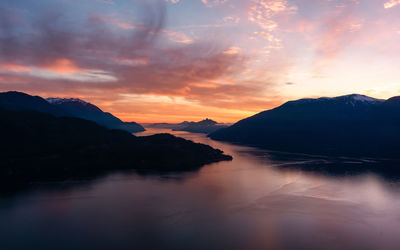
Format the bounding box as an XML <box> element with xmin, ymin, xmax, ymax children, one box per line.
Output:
<box><xmin>144</xmin><ymin>123</ymin><xmax>179</xmax><ymax>129</ymax></box>
<box><xmin>47</xmin><ymin>98</ymin><xmax>145</xmax><ymax>133</ymax></box>
<box><xmin>173</xmin><ymin>118</ymin><xmax>229</xmax><ymax>134</ymax></box>
<box><xmin>209</xmin><ymin>94</ymin><xmax>400</xmax><ymax>158</ymax></box>
<box><xmin>0</xmin><ymin>107</ymin><xmax>231</xmax><ymax>183</ymax></box>
<box><xmin>0</xmin><ymin>91</ymin><xmax>64</xmax><ymax>116</ymax></box>
<box><xmin>0</xmin><ymin>91</ymin><xmax>144</xmax><ymax>133</ymax></box>
<box><xmin>146</xmin><ymin>119</ymin><xmax>229</xmax><ymax>134</ymax></box>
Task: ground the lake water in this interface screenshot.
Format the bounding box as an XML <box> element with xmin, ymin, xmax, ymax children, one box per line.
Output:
<box><xmin>1</xmin><ymin>128</ymin><xmax>400</xmax><ymax>250</ymax></box>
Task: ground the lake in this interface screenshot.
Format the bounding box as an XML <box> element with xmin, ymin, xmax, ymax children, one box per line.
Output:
<box><xmin>1</xmin><ymin>128</ymin><xmax>400</xmax><ymax>250</ymax></box>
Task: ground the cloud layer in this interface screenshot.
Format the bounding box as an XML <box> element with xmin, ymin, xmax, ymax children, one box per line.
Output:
<box><xmin>1</xmin><ymin>0</ymin><xmax>400</xmax><ymax>122</ymax></box>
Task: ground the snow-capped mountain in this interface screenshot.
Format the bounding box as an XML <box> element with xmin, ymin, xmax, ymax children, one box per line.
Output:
<box><xmin>46</xmin><ymin>97</ymin><xmax>106</xmax><ymax>114</ymax></box>
<box><xmin>210</xmin><ymin>93</ymin><xmax>400</xmax><ymax>158</ymax></box>
<box><xmin>46</xmin><ymin>97</ymin><xmax>145</xmax><ymax>133</ymax></box>
<box><xmin>283</xmin><ymin>94</ymin><xmax>383</xmax><ymax>107</ymax></box>
<box><xmin>47</xmin><ymin>97</ymin><xmax>90</xmax><ymax>106</ymax></box>
<box><xmin>0</xmin><ymin>91</ymin><xmax>144</xmax><ymax>133</ymax></box>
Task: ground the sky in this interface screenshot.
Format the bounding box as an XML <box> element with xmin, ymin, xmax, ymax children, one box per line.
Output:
<box><xmin>1</xmin><ymin>0</ymin><xmax>400</xmax><ymax>123</ymax></box>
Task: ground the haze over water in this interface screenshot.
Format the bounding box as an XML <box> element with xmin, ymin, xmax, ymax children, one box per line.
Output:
<box><xmin>1</xmin><ymin>129</ymin><xmax>400</xmax><ymax>250</ymax></box>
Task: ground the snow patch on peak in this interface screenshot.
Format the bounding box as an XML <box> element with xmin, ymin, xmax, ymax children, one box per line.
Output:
<box><xmin>344</xmin><ymin>94</ymin><xmax>381</xmax><ymax>102</ymax></box>
<box><xmin>47</xmin><ymin>97</ymin><xmax>89</xmax><ymax>105</ymax></box>
<box><xmin>287</xmin><ymin>94</ymin><xmax>385</xmax><ymax>107</ymax></box>
<box><xmin>352</xmin><ymin>95</ymin><xmax>378</xmax><ymax>102</ymax></box>
<box><xmin>45</xmin><ymin>98</ymin><xmax>62</xmax><ymax>104</ymax></box>
<box><xmin>353</xmin><ymin>95</ymin><xmax>375</xmax><ymax>102</ymax></box>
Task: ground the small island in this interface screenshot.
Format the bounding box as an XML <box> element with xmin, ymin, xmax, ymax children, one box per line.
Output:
<box><xmin>146</xmin><ymin>118</ymin><xmax>230</xmax><ymax>134</ymax></box>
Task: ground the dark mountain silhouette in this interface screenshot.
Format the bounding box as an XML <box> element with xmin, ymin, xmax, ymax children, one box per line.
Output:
<box><xmin>47</xmin><ymin>98</ymin><xmax>145</xmax><ymax>133</ymax></box>
<box><xmin>0</xmin><ymin>91</ymin><xmax>64</xmax><ymax>116</ymax></box>
<box><xmin>146</xmin><ymin>119</ymin><xmax>229</xmax><ymax>134</ymax></box>
<box><xmin>144</xmin><ymin>122</ymin><xmax>179</xmax><ymax>129</ymax></box>
<box><xmin>173</xmin><ymin>118</ymin><xmax>229</xmax><ymax>134</ymax></box>
<box><xmin>0</xmin><ymin>91</ymin><xmax>144</xmax><ymax>133</ymax></box>
<box><xmin>209</xmin><ymin>94</ymin><xmax>400</xmax><ymax>158</ymax></box>
<box><xmin>0</xmin><ymin>108</ymin><xmax>231</xmax><ymax>183</ymax></box>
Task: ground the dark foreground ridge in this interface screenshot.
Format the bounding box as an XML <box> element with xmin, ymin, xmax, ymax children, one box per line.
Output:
<box><xmin>210</xmin><ymin>94</ymin><xmax>400</xmax><ymax>159</ymax></box>
<box><xmin>0</xmin><ymin>107</ymin><xmax>231</xmax><ymax>184</ymax></box>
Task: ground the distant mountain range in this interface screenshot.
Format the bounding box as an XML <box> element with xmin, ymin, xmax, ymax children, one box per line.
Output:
<box><xmin>210</xmin><ymin>94</ymin><xmax>400</xmax><ymax>159</ymax></box>
<box><xmin>0</xmin><ymin>91</ymin><xmax>144</xmax><ymax>133</ymax></box>
<box><xmin>146</xmin><ymin>119</ymin><xmax>230</xmax><ymax>134</ymax></box>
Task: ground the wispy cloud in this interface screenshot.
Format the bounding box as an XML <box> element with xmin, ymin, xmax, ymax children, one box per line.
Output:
<box><xmin>89</xmin><ymin>13</ymin><xmax>136</xmax><ymax>30</ymax></box>
<box><xmin>248</xmin><ymin>0</ymin><xmax>297</xmax><ymax>31</ymax></box>
<box><xmin>311</xmin><ymin>0</ymin><xmax>363</xmax><ymax>74</ymax></box>
<box><xmin>202</xmin><ymin>0</ymin><xmax>229</xmax><ymax>8</ymax></box>
<box><xmin>166</xmin><ymin>0</ymin><xmax>180</xmax><ymax>4</ymax></box>
<box><xmin>97</xmin><ymin>0</ymin><xmax>115</xmax><ymax>5</ymax></box>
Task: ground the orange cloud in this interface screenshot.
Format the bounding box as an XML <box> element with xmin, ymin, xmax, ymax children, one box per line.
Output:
<box><xmin>189</xmin><ymin>82</ymin><xmax>219</xmax><ymax>88</ymax></box>
<box><xmin>0</xmin><ymin>63</ymin><xmax>31</xmax><ymax>73</ymax></box>
<box><xmin>41</xmin><ymin>59</ymin><xmax>82</xmax><ymax>74</ymax></box>
<box><xmin>223</xmin><ymin>46</ymin><xmax>241</xmax><ymax>55</ymax></box>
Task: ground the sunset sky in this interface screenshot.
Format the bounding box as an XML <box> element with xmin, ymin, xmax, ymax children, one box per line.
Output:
<box><xmin>1</xmin><ymin>0</ymin><xmax>400</xmax><ymax>123</ymax></box>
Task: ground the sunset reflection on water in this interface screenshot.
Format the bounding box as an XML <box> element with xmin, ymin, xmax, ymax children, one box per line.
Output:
<box><xmin>1</xmin><ymin>129</ymin><xmax>400</xmax><ymax>249</ymax></box>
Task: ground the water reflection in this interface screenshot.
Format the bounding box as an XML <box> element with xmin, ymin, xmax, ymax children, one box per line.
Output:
<box><xmin>1</xmin><ymin>129</ymin><xmax>400</xmax><ymax>249</ymax></box>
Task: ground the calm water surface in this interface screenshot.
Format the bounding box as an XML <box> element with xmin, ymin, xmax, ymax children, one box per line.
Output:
<box><xmin>1</xmin><ymin>128</ymin><xmax>400</xmax><ymax>250</ymax></box>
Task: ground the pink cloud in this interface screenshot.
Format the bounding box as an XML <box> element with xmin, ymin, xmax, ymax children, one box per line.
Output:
<box><xmin>310</xmin><ymin>1</ymin><xmax>364</xmax><ymax>73</ymax></box>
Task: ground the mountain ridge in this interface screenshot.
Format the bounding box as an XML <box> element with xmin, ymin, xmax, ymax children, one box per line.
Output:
<box><xmin>209</xmin><ymin>93</ymin><xmax>400</xmax><ymax>159</ymax></box>
<box><xmin>0</xmin><ymin>91</ymin><xmax>145</xmax><ymax>133</ymax></box>
<box><xmin>46</xmin><ymin>96</ymin><xmax>145</xmax><ymax>133</ymax></box>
